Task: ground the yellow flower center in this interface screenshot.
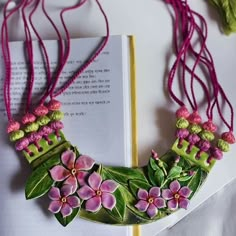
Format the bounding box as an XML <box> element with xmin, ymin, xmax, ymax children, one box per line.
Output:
<box><xmin>71</xmin><ymin>168</ymin><xmax>77</xmax><ymax>175</ymax></box>
<box><xmin>96</xmin><ymin>190</ymin><xmax>102</xmax><ymax>196</ymax></box>
<box><xmin>148</xmin><ymin>197</ymin><xmax>154</xmax><ymax>204</ymax></box>
<box><xmin>61</xmin><ymin>197</ymin><xmax>67</xmax><ymax>203</ymax></box>
<box><xmin>174</xmin><ymin>193</ymin><xmax>180</xmax><ymax>199</ymax></box>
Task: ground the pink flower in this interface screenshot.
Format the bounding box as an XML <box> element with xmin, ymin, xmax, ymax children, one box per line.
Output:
<box><xmin>48</xmin><ymin>185</ymin><xmax>80</xmax><ymax>218</ymax></box>
<box><xmin>162</xmin><ymin>180</ymin><xmax>192</xmax><ymax>211</ymax></box>
<box><xmin>77</xmin><ymin>172</ymin><xmax>118</xmax><ymax>212</ymax></box>
<box><xmin>50</xmin><ymin>150</ymin><xmax>95</xmax><ymax>193</ymax></box>
<box><xmin>135</xmin><ymin>187</ymin><xmax>166</xmax><ymax>219</ymax></box>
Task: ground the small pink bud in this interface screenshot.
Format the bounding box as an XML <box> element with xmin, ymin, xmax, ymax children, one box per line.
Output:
<box><xmin>151</xmin><ymin>149</ymin><xmax>159</xmax><ymax>159</ymax></box>
<box><xmin>188</xmin><ymin>111</ymin><xmax>202</xmax><ymax>124</ymax></box>
<box><xmin>15</xmin><ymin>137</ymin><xmax>29</xmax><ymax>151</ymax></box>
<box><xmin>176</xmin><ymin>106</ymin><xmax>190</xmax><ymax>119</ymax></box>
<box><xmin>188</xmin><ymin>170</ymin><xmax>195</xmax><ymax>176</ymax></box>
<box><xmin>175</xmin><ymin>156</ymin><xmax>180</xmax><ymax>163</ymax></box>
<box><xmin>7</xmin><ymin>120</ymin><xmax>20</xmax><ymax>133</ymax></box>
<box><xmin>221</xmin><ymin>131</ymin><xmax>235</xmax><ymax>144</ymax></box>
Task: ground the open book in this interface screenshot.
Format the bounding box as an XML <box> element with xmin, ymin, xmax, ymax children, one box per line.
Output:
<box><xmin>0</xmin><ymin>36</ymin><xmax>139</xmax><ymax>236</ymax></box>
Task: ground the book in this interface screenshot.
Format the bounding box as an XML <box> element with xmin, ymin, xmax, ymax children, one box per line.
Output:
<box><xmin>0</xmin><ymin>35</ymin><xmax>139</xmax><ymax>236</ymax></box>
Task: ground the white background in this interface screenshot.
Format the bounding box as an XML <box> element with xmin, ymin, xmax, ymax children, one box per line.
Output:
<box><xmin>1</xmin><ymin>0</ymin><xmax>236</xmax><ymax>236</ymax></box>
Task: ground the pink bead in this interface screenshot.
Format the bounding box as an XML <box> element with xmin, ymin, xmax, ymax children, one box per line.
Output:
<box><xmin>27</xmin><ymin>132</ymin><xmax>42</xmax><ymax>143</ymax></box>
<box><xmin>7</xmin><ymin>120</ymin><xmax>20</xmax><ymax>133</ymax></box>
<box><xmin>197</xmin><ymin>140</ymin><xmax>210</xmax><ymax>152</ymax></box>
<box><xmin>202</xmin><ymin>120</ymin><xmax>217</xmax><ymax>132</ymax></box>
<box><xmin>211</xmin><ymin>147</ymin><xmax>223</xmax><ymax>160</ymax></box>
<box><xmin>49</xmin><ymin>121</ymin><xmax>64</xmax><ymax>130</ymax></box>
<box><xmin>21</xmin><ymin>113</ymin><xmax>36</xmax><ymax>124</ymax></box>
<box><xmin>15</xmin><ymin>137</ymin><xmax>29</xmax><ymax>151</ymax></box>
<box><xmin>176</xmin><ymin>106</ymin><xmax>190</xmax><ymax>118</ymax></box>
<box><xmin>187</xmin><ymin>134</ymin><xmax>200</xmax><ymax>144</ymax></box>
<box><xmin>39</xmin><ymin>126</ymin><xmax>53</xmax><ymax>136</ymax></box>
<box><xmin>34</xmin><ymin>105</ymin><xmax>49</xmax><ymax>116</ymax></box>
<box><xmin>47</xmin><ymin>99</ymin><xmax>61</xmax><ymax>111</ymax></box>
<box><xmin>176</xmin><ymin>128</ymin><xmax>189</xmax><ymax>139</ymax></box>
<box><xmin>188</xmin><ymin>111</ymin><xmax>202</xmax><ymax>124</ymax></box>
<box><xmin>221</xmin><ymin>131</ymin><xmax>235</xmax><ymax>144</ymax></box>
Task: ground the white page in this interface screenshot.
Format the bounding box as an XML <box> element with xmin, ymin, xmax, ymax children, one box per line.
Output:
<box><xmin>0</xmin><ymin>36</ymin><xmax>132</xmax><ymax>236</ymax></box>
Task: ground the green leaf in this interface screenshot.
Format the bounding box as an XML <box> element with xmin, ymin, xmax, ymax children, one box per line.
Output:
<box><xmin>55</xmin><ymin>207</ymin><xmax>80</xmax><ymax>227</ymax></box>
<box><xmin>102</xmin><ymin>166</ymin><xmax>146</xmax><ymax>185</ymax></box>
<box><xmin>25</xmin><ymin>167</ymin><xmax>54</xmax><ymax>199</ymax></box>
<box><xmin>128</xmin><ymin>179</ymin><xmax>151</xmax><ymax>198</ymax></box>
<box><xmin>106</xmin><ymin>187</ymin><xmax>126</xmax><ymax>222</ymax></box>
<box><xmin>154</xmin><ymin>168</ymin><xmax>165</xmax><ymax>187</ymax></box>
<box><xmin>187</xmin><ymin>168</ymin><xmax>202</xmax><ymax>198</ymax></box>
<box><xmin>178</xmin><ymin>175</ymin><xmax>193</xmax><ymax>182</ymax></box>
<box><xmin>149</xmin><ymin>158</ymin><xmax>159</xmax><ymax>170</ymax></box>
<box><xmin>167</xmin><ymin>166</ymin><xmax>182</xmax><ymax>179</ymax></box>
<box><xmin>25</xmin><ymin>153</ymin><xmax>61</xmax><ymax>199</ymax></box>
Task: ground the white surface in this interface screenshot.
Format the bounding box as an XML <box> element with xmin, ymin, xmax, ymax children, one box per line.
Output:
<box><xmin>0</xmin><ymin>0</ymin><xmax>236</xmax><ymax>236</ymax></box>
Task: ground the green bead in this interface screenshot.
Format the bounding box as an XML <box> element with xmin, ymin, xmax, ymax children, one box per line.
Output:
<box><xmin>176</xmin><ymin>118</ymin><xmax>189</xmax><ymax>129</ymax></box>
<box><xmin>200</xmin><ymin>130</ymin><xmax>215</xmax><ymax>141</ymax></box>
<box><xmin>9</xmin><ymin>130</ymin><xmax>25</xmax><ymax>142</ymax></box>
<box><xmin>37</xmin><ymin>115</ymin><xmax>50</xmax><ymax>126</ymax></box>
<box><xmin>217</xmin><ymin>139</ymin><xmax>230</xmax><ymax>152</ymax></box>
<box><xmin>24</xmin><ymin>122</ymin><xmax>39</xmax><ymax>133</ymax></box>
<box><xmin>49</xmin><ymin>111</ymin><xmax>64</xmax><ymax>121</ymax></box>
<box><xmin>189</xmin><ymin>124</ymin><xmax>202</xmax><ymax>134</ymax></box>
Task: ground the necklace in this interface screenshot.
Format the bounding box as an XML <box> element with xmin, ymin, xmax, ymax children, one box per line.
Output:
<box><xmin>2</xmin><ymin>0</ymin><xmax>235</xmax><ymax>227</ymax></box>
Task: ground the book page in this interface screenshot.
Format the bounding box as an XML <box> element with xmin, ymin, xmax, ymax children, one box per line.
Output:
<box><xmin>0</xmin><ymin>36</ymin><xmax>132</xmax><ymax>236</ymax></box>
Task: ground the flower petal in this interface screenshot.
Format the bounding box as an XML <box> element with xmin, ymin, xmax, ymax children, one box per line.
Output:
<box><xmin>162</xmin><ymin>189</ymin><xmax>173</xmax><ymax>200</ymax></box>
<box><xmin>88</xmin><ymin>172</ymin><xmax>102</xmax><ymax>190</ymax></box>
<box><xmin>77</xmin><ymin>185</ymin><xmax>95</xmax><ymax>200</ymax></box>
<box><xmin>61</xmin><ymin>184</ymin><xmax>73</xmax><ymax>197</ymax></box>
<box><xmin>75</xmin><ymin>155</ymin><xmax>95</xmax><ymax>170</ymax></box>
<box><xmin>147</xmin><ymin>204</ymin><xmax>158</xmax><ymax>219</ymax></box>
<box><xmin>100</xmin><ymin>180</ymin><xmax>118</xmax><ymax>193</ymax></box>
<box><xmin>179</xmin><ymin>197</ymin><xmax>190</xmax><ymax>210</ymax></box>
<box><xmin>154</xmin><ymin>197</ymin><xmax>166</xmax><ymax>209</ymax></box>
<box><xmin>49</xmin><ymin>165</ymin><xmax>70</xmax><ymax>181</ymax></box>
<box><xmin>85</xmin><ymin>196</ymin><xmax>102</xmax><ymax>212</ymax></box>
<box><xmin>137</xmin><ymin>189</ymin><xmax>148</xmax><ymax>200</ymax></box>
<box><xmin>76</xmin><ymin>171</ymin><xmax>89</xmax><ymax>186</ymax></box>
<box><xmin>149</xmin><ymin>187</ymin><xmax>160</xmax><ymax>198</ymax></box>
<box><xmin>48</xmin><ymin>187</ymin><xmax>61</xmax><ymax>200</ymax></box>
<box><xmin>135</xmin><ymin>200</ymin><xmax>149</xmax><ymax>212</ymax></box>
<box><xmin>102</xmin><ymin>192</ymin><xmax>116</xmax><ymax>210</ymax></box>
<box><xmin>48</xmin><ymin>200</ymin><xmax>62</xmax><ymax>214</ymax></box>
<box><xmin>169</xmin><ymin>180</ymin><xmax>181</xmax><ymax>193</ymax></box>
<box><xmin>61</xmin><ymin>150</ymin><xmax>76</xmax><ymax>169</ymax></box>
<box><xmin>64</xmin><ymin>176</ymin><xmax>78</xmax><ymax>193</ymax></box>
<box><xmin>179</xmin><ymin>186</ymin><xmax>192</xmax><ymax>198</ymax></box>
<box><xmin>167</xmin><ymin>199</ymin><xmax>178</xmax><ymax>211</ymax></box>
<box><xmin>67</xmin><ymin>196</ymin><xmax>80</xmax><ymax>208</ymax></box>
<box><xmin>61</xmin><ymin>203</ymin><xmax>73</xmax><ymax>218</ymax></box>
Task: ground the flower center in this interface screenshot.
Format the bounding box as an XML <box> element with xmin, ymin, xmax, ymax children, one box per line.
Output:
<box><xmin>96</xmin><ymin>190</ymin><xmax>102</xmax><ymax>196</ymax></box>
<box><xmin>71</xmin><ymin>168</ymin><xmax>77</xmax><ymax>175</ymax></box>
<box><xmin>148</xmin><ymin>197</ymin><xmax>154</xmax><ymax>204</ymax></box>
<box><xmin>174</xmin><ymin>193</ymin><xmax>180</xmax><ymax>199</ymax></box>
<box><xmin>61</xmin><ymin>197</ymin><xmax>67</xmax><ymax>203</ymax></box>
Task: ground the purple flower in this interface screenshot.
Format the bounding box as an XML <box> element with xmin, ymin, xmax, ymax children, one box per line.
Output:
<box><xmin>48</xmin><ymin>185</ymin><xmax>80</xmax><ymax>218</ymax></box>
<box><xmin>162</xmin><ymin>180</ymin><xmax>192</xmax><ymax>211</ymax></box>
<box><xmin>50</xmin><ymin>150</ymin><xmax>95</xmax><ymax>193</ymax></box>
<box><xmin>77</xmin><ymin>172</ymin><xmax>118</xmax><ymax>212</ymax></box>
<box><xmin>135</xmin><ymin>187</ymin><xmax>166</xmax><ymax>219</ymax></box>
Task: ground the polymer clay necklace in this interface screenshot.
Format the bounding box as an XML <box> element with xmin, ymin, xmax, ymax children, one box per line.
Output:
<box><xmin>2</xmin><ymin>0</ymin><xmax>235</xmax><ymax>227</ymax></box>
